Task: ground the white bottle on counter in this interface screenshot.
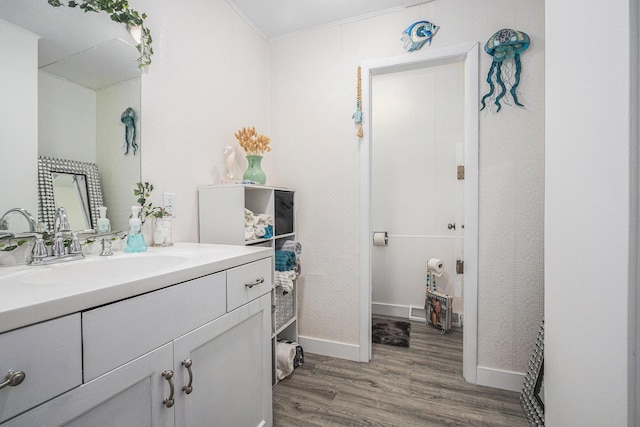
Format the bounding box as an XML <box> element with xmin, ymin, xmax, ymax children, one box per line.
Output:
<box><xmin>97</xmin><ymin>206</ymin><xmax>111</xmax><ymax>233</ymax></box>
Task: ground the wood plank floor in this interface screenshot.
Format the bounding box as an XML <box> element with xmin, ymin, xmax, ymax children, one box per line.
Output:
<box><xmin>273</xmin><ymin>318</ymin><xmax>529</xmax><ymax>426</ymax></box>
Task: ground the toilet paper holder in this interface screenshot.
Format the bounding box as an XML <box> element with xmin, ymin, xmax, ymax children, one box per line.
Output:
<box><xmin>372</xmin><ymin>231</ymin><xmax>388</xmax><ymax>246</ymax></box>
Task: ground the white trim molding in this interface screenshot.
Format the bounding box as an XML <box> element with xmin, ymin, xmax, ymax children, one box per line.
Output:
<box><xmin>297</xmin><ymin>335</ymin><xmax>361</xmax><ymax>362</ymax></box>
<box><xmin>476</xmin><ymin>366</ymin><xmax>525</xmax><ymax>393</ymax></box>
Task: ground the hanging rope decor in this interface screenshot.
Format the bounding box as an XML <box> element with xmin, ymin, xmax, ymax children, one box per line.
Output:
<box><xmin>352</xmin><ymin>66</ymin><xmax>363</xmax><ymax>138</ymax></box>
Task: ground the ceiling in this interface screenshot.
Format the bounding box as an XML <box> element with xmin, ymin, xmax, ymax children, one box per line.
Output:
<box><xmin>226</xmin><ymin>0</ymin><xmax>433</xmax><ymax>39</ymax></box>
<box><xmin>0</xmin><ymin>0</ymin><xmax>139</xmax><ymax>90</ymax></box>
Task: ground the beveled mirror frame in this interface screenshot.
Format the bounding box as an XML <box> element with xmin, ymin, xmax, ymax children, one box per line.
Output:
<box><xmin>520</xmin><ymin>319</ymin><xmax>545</xmax><ymax>426</ymax></box>
<box><xmin>38</xmin><ymin>156</ymin><xmax>103</xmax><ymax>232</ymax></box>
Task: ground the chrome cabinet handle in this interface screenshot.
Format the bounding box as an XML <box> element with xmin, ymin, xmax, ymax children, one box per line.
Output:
<box><xmin>0</xmin><ymin>370</ymin><xmax>25</xmax><ymax>390</ymax></box>
<box><xmin>162</xmin><ymin>370</ymin><xmax>175</xmax><ymax>408</ymax></box>
<box><xmin>245</xmin><ymin>277</ymin><xmax>264</xmax><ymax>289</ymax></box>
<box><xmin>182</xmin><ymin>359</ymin><xmax>193</xmax><ymax>394</ymax></box>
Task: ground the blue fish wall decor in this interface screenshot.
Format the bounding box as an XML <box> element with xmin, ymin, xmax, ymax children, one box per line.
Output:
<box><xmin>401</xmin><ymin>20</ymin><xmax>439</xmax><ymax>52</ymax></box>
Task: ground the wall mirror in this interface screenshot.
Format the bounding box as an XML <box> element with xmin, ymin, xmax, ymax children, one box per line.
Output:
<box><xmin>0</xmin><ymin>0</ymin><xmax>143</xmax><ymax>233</ymax></box>
<box><xmin>38</xmin><ymin>156</ymin><xmax>103</xmax><ymax>233</ymax></box>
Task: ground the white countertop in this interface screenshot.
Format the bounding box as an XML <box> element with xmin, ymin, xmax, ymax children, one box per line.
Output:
<box><xmin>0</xmin><ymin>242</ymin><xmax>272</xmax><ymax>334</ymax></box>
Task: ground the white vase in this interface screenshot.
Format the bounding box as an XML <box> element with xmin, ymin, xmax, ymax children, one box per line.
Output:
<box><xmin>142</xmin><ymin>221</ymin><xmax>154</xmax><ymax>247</ymax></box>
<box><xmin>153</xmin><ymin>217</ymin><xmax>173</xmax><ymax>247</ymax></box>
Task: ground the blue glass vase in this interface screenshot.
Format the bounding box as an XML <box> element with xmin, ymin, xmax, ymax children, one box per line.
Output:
<box><xmin>243</xmin><ymin>155</ymin><xmax>266</xmax><ymax>184</ymax></box>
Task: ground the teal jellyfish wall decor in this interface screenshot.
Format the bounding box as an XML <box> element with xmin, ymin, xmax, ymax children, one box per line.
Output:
<box><xmin>480</xmin><ymin>29</ymin><xmax>530</xmax><ymax>112</ymax></box>
<box><xmin>120</xmin><ymin>107</ymin><xmax>138</xmax><ymax>155</ymax></box>
<box><xmin>401</xmin><ymin>21</ymin><xmax>439</xmax><ymax>52</ymax></box>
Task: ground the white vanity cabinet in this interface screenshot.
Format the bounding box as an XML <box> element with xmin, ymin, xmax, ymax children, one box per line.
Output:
<box><xmin>0</xmin><ymin>255</ymin><xmax>273</xmax><ymax>427</ymax></box>
<box><xmin>0</xmin><ymin>314</ymin><xmax>82</xmax><ymax>424</ymax></box>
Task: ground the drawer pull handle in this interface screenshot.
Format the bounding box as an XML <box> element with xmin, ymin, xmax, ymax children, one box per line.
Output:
<box><xmin>162</xmin><ymin>370</ymin><xmax>175</xmax><ymax>408</ymax></box>
<box><xmin>245</xmin><ymin>277</ymin><xmax>265</xmax><ymax>289</ymax></box>
<box><xmin>0</xmin><ymin>370</ymin><xmax>25</xmax><ymax>391</ymax></box>
<box><xmin>182</xmin><ymin>359</ymin><xmax>194</xmax><ymax>394</ymax></box>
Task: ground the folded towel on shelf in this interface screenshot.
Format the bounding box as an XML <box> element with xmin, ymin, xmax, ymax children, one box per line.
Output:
<box><xmin>254</xmin><ymin>213</ymin><xmax>273</xmax><ymax>227</ymax></box>
<box><xmin>254</xmin><ymin>225</ymin><xmax>266</xmax><ymax>238</ymax></box>
<box><xmin>281</xmin><ymin>240</ymin><xmax>302</xmax><ymax>259</ymax></box>
<box><xmin>276</xmin><ymin>341</ymin><xmax>296</xmax><ymax>380</ymax></box>
<box><xmin>244</xmin><ymin>208</ymin><xmax>254</xmax><ymax>227</ymax></box>
<box><xmin>244</xmin><ymin>226</ymin><xmax>255</xmax><ymax>241</ymax></box>
<box><xmin>275</xmin><ymin>250</ymin><xmax>296</xmax><ymax>271</ymax></box>
<box><xmin>275</xmin><ymin>270</ymin><xmax>297</xmax><ymax>293</ymax></box>
<box><xmin>263</xmin><ymin>225</ymin><xmax>273</xmax><ymax>239</ymax></box>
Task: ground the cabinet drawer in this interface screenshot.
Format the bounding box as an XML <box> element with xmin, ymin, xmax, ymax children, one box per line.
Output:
<box><xmin>226</xmin><ymin>258</ymin><xmax>272</xmax><ymax>311</ymax></box>
<box><xmin>83</xmin><ymin>272</ymin><xmax>226</xmax><ymax>382</ymax></box>
<box><xmin>0</xmin><ymin>314</ymin><xmax>81</xmax><ymax>423</ymax></box>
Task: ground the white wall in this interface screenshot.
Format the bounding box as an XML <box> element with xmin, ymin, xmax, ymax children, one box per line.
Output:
<box><xmin>38</xmin><ymin>71</ymin><xmax>96</xmax><ymax>163</ymax></box>
<box><xmin>546</xmin><ymin>1</ymin><xmax>634</xmax><ymax>425</ymax></box>
<box><xmin>96</xmin><ymin>78</ymin><xmax>142</xmax><ymax>232</ymax></box>
<box><xmin>127</xmin><ymin>0</ymin><xmax>544</xmax><ymax>386</ymax></box>
<box><xmin>269</xmin><ymin>0</ymin><xmax>545</xmax><ymax>379</ymax></box>
<box><xmin>0</xmin><ymin>19</ymin><xmax>38</xmax><ymax>222</ymax></box>
<box><xmin>132</xmin><ymin>0</ymin><xmax>269</xmax><ymax>240</ymax></box>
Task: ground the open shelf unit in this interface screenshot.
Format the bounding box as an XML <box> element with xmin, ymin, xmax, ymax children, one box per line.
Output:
<box><xmin>198</xmin><ymin>184</ymin><xmax>298</xmax><ymax>386</ymax></box>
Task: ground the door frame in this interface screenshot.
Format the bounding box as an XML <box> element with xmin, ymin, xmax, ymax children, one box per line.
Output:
<box><xmin>358</xmin><ymin>42</ymin><xmax>479</xmax><ymax>383</ymax></box>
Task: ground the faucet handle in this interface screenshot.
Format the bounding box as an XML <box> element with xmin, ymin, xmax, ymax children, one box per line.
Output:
<box><xmin>100</xmin><ymin>238</ymin><xmax>113</xmax><ymax>256</ymax></box>
<box><xmin>69</xmin><ymin>232</ymin><xmax>82</xmax><ymax>254</ymax></box>
<box><xmin>52</xmin><ymin>232</ymin><xmax>66</xmax><ymax>257</ymax></box>
<box><xmin>31</xmin><ymin>238</ymin><xmax>48</xmax><ymax>264</ymax></box>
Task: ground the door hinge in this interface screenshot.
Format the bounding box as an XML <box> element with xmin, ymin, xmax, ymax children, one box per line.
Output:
<box><xmin>457</xmin><ymin>165</ymin><xmax>465</xmax><ymax>180</ymax></box>
<box><xmin>456</xmin><ymin>260</ymin><xmax>464</xmax><ymax>274</ymax></box>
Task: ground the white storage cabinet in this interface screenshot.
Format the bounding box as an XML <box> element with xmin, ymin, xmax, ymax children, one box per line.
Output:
<box><xmin>199</xmin><ymin>184</ymin><xmax>299</xmax><ymax>385</ymax></box>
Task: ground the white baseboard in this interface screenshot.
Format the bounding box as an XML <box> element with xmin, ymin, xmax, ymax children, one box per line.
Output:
<box><xmin>297</xmin><ymin>335</ymin><xmax>361</xmax><ymax>362</ymax></box>
<box><xmin>476</xmin><ymin>366</ymin><xmax>525</xmax><ymax>392</ymax></box>
<box><xmin>372</xmin><ymin>302</ymin><xmax>410</xmax><ymax>318</ymax></box>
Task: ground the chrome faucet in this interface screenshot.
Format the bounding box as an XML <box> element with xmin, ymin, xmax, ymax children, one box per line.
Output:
<box><xmin>0</xmin><ymin>208</ymin><xmax>37</xmax><ymax>232</ymax></box>
<box><xmin>28</xmin><ymin>207</ymin><xmax>85</xmax><ymax>265</ymax></box>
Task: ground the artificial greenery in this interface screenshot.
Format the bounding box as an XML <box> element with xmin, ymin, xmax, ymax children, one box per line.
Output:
<box><xmin>0</xmin><ymin>240</ymin><xmax>28</xmax><ymax>252</ymax></box>
<box><xmin>47</xmin><ymin>0</ymin><xmax>153</xmax><ymax>67</ymax></box>
<box><xmin>134</xmin><ymin>182</ymin><xmax>169</xmax><ymax>224</ymax></box>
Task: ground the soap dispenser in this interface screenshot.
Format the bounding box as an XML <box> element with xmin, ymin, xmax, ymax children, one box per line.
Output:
<box><xmin>124</xmin><ymin>206</ymin><xmax>147</xmax><ymax>253</ymax></box>
<box><xmin>97</xmin><ymin>206</ymin><xmax>111</xmax><ymax>233</ymax></box>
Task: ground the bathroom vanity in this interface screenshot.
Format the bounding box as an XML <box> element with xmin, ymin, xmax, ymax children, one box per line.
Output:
<box><xmin>0</xmin><ymin>243</ymin><xmax>273</xmax><ymax>426</ymax></box>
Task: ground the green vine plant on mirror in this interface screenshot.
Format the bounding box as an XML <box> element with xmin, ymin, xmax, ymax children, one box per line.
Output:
<box><xmin>47</xmin><ymin>0</ymin><xmax>153</xmax><ymax>67</ymax></box>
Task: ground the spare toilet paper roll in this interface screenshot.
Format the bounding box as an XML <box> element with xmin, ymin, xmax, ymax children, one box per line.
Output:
<box><xmin>427</xmin><ymin>258</ymin><xmax>444</xmax><ymax>277</ymax></box>
<box><xmin>276</xmin><ymin>342</ymin><xmax>296</xmax><ymax>380</ymax></box>
<box><xmin>373</xmin><ymin>232</ymin><xmax>388</xmax><ymax>246</ymax></box>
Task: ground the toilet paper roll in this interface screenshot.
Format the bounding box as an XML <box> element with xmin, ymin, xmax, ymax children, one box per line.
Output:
<box><xmin>427</xmin><ymin>258</ymin><xmax>444</xmax><ymax>277</ymax></box>
<box><xmin>373</xmin><ymin>232</ymin><xmax>388</xmax><ymax>246</ymax></box>
<box><xmin>276</xmin><ymin>342</ymin><xmax>296</xmax><ymax>380</ymax></box>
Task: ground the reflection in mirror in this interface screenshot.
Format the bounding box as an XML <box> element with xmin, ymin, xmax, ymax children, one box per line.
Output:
<box><xmin>52</xmin><ymin>173</ymin><xmax>91</xmax><ymax>231</ymax></box>
<box><xmin>38</xmin><ymin>156</ymin><xmax>104</xmax><ymax>233</ymax></box>
<box><xmin>0</xmin><ymin>0</ymin><xmax>142</xmax><ymax>233</ymax></box>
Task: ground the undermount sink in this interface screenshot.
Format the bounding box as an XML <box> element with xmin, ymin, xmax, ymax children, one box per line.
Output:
<box><xmin>20</xmin><ymin>253</ymin><xmax>190</xmax><ymax>286</ymax></box>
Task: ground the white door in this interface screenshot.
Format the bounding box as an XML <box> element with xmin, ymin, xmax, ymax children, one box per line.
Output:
<box><xmin>371</xmin><ymin>61</ymin><xmax>465</xmax><ymax>320</ymax></box>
